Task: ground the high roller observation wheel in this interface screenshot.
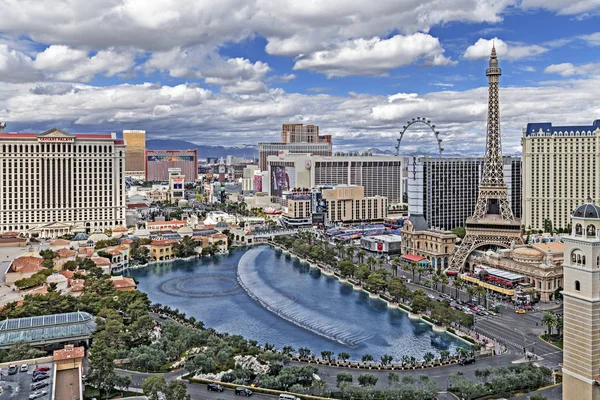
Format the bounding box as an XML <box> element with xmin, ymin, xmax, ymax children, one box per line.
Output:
<box><xmin>395</xmin><ymin>117</ymin><xmax>443</xmax><ymax>157</ymax></box>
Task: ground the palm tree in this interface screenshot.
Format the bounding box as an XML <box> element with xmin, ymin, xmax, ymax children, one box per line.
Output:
<box><xmin>366</xmin><ymin>256</ymin><xmax>377</xmax><ymax>271</ymax></box>
<box><xmin>346</xmin><ymin>246</ymin><xmax>355</xmax><ymax>261</ymax></box>
<box><xmin>361</xmin><ymin>354</ymin><xmax>374</xmax><ymax>363</ymax></box>
<box><xmin>555</xmin><ymin>314</ymin><xmax>564</xmax><ymax>338</ymax></box>
<box><xmin>466</xmin><ymin>285</ymin><xmax>477</xmax><ymax>302</ymax></box>
<box><xmin>542</xmin><ymin>310</ymin><xmax>557</xmax><ymax>339</ymax></box>
<box><xmin>416</xmin><ymin>266</ymin><xmax>425</xmax><ymax>282</ymax></box>
<box><xmin>423</xmin><ymin>352</ymin><xmax>435</xmax><ymax>364</ymax></box>
<box><xmin>282</xmin><ymin>346</ymin><xmax>295</xmax><ymax>356</ymax></box>
<box><xmin>337</xmin><ymin>352</ymin><xmax>351</xmax><ymax>362</ymax></box>
<box><xmin>475</xmin><ymin>286</ymin><xmax>487</xmax><ymax>307</ymax></box>
<box><xmin>335</xmin><ymin>242</ymin><xmax>345</xmax><ymax>258</ymax></box>
<box><xmin>401</xmin><ymin>355</ymin><xmax>411</xmax><ymax>366</ymax></box>
<box><xmin>439</xmin><ymin>350</ymin><xmax>450</xmax><ymax>361</ymax></box>
<box><xmin>391</xmin><ymin>257</ymin><xmax>400</xmax><ymax>277</ymax></box>
<box><xmin>357</xmin><ymin>250</ymin><xmax>367</xmax><ymax>264</ymax></box>
<box><xmin>432</xmin><ymin>275</ymin><xmax>440</xmax><ymax>291</ymax></box>
<box><xmin>440</xmin><ymin>275</ymin><xmax>449</xmax><ymax>295</ymax></box>
<box><xmin>409</xmin><ymin>262</ymin><xmax>418</xmax><ymax>281</ymax></box>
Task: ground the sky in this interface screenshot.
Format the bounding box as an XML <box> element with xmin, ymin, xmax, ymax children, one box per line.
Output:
<box><xmin>0</xmin><ymin>0</ymin><xmax>599</xmax><ymax>156</ymax></box>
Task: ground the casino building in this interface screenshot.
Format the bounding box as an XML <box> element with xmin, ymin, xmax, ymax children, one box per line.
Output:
<box><xmin>145</xmin><ymin>149</ymin><xmax>198</xmax><ymax>183</ymax></box>
<box><xmin>0</xmin><ymin>127</ymin><xmax>126</xmax><ymax>237</ymax></box>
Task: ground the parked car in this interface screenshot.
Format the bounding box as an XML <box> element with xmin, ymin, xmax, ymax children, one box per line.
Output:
<box><xmin>31</xmin><ymin>381</ymin><xmax>49</xmax><ymax>391</ymax></box>
<box><xmin>515</xmin><ymin>309</ymin><xmax>526</xmax><ymax>314</ymax></box>
<box><xmin>7</xmin><ymin>365</ymin><xmax>17</xmax><ymax>375</ymax></box>
<box><xmin>29</xmin><ymin>390</ymin><xmax>48</xmax><ymax>399</ymax></box>
<box><xmin>34</xmin><ymin>366</ymin><xmax>50</xmax><ymax>373</ymax></box>
<box><xmin>207</xmin><ymin>383</ymin><xmax>224</xmax><ymax>392</ymax></box>
<box><xmin>235</xmin><ymin>387</ymin><xmax>253</xmax><ymax>396</ymax></box>
<box><xmin>33</xmin><ymin>370</ymin><xmax>47</xmax><ymax>377</ymax></box>
<box><xmin>459</xmin><ymin>357</ymin><xmax>476</xmax><ymax>365</ymax></box>
<box><xmin>20</xmin><ymin>364</ymin><xmax>28</xmax><ymax>372</ymax></box>
<box><xmin>32</xmin><ymin>374</ymin><xmax>49</xmax><ymax>382</ymax></box>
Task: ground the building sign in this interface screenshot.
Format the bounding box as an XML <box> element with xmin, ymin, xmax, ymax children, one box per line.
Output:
<box><xmin>377</xmin><ymin>242</ymin><xmax>383</xmax><ymax>251</ymax></box>
<box><xmin>38</xmin><ymin>137</ymin><xmax>75</xmax><ymax>143</ymax></box>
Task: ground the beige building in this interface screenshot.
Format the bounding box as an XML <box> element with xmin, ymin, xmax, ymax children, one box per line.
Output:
<box><xmin>123</xmin><ymin>130</ymin><xmax>146</xmax><ymax>176</ymax></box>
<box><xmin>401</xmin><ymin>219</ymin><xmax>456</xmax><ymax>270</ymax></box>
<box><xmin>466</xmin><ymin>242</ymin><xmax>564</xmax><ymax>301</ymax></box>
<box><xmin>0</xmin><ymin>128</ymin><xmax>126</xmax><ymax>237</ymax></box>
<box><xmin>562</xmin><ymin>200</ymin><xmax>600</xmax><ymax>400</ymax></box>
<box><xmin>522</xmin><ymin>120</ymin><xmax>600</xmax><ymax>231</ymax></box>
<box><xmin>322</xmin><ymin>185</ymin><xmax>387</xmax><ymax>224</ymax></box>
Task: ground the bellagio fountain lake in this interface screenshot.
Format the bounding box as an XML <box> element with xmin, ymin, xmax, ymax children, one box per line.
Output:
<box><xmin>126</xmin><ymin>245</ymin><xmax>467</xmax><ymax>360</ymax></box>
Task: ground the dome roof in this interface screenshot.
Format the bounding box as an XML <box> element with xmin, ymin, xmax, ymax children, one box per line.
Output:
<box><xmin>573</xmin><ymin>199</ymin><xmax>600</xmax><ymax>219</ymax></box>
<box><xmin>88</xmin><ymin>233</ymin><xmax>109</xmax><ymax>242</ymax></box>
<box><xmin>177</xmin><ymin>226</ymin><xmax>194</xmax><ymax>236</ymax></box>
<box><xmin>513</xmin><ymin>246</ymin><xmax>543</xmax><ymax>258</ymax></box>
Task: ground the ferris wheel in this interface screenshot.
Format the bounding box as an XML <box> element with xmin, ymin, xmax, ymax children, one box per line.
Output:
<box><xmin>395</xmin><ymin>117</ymin><xmax>444</xmax><ymax>157</ymax></box>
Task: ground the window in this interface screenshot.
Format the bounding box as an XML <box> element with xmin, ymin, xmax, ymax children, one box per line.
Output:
<box><xmin>575</xmin><ymin>280</ymin><xmax>581</xmax><ymax>291</ymax></box>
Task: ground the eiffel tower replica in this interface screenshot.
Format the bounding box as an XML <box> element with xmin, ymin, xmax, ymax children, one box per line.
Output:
<box><xmin>448</xmin><ymin>46</ymin><xmax>523</xmax><ymax>272</ymax></box>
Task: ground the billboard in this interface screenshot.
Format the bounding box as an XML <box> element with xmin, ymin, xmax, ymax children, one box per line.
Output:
<box><xmin>253</xmin><ymin>173</ymin><xmax>263</xmax><ymax>192</ymax></box>
<box><xmin>148</xmin><ymin>155</ymin><xmax>195</xmax><ymax>162</ymax></box>
<box><xmin>271</xmin><ymin>166</ymin><xmax>295</xmax><ymax>196</ymax></box>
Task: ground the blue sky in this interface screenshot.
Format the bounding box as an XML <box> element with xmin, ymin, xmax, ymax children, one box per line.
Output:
<box><xmin>0</xmin><ymin>0</ymin><xmax>599</xmax><ymax>155</ymax></box>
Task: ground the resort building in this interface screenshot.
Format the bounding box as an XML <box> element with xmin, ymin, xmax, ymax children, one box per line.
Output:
<box><xmin>522</xmin><ymin>120</ymin><xmax>600</xmax><ymax>231</ymax></box>
<box><xmin>322</xmin><ymin>185</ymin><xmax>387</xmax><ymax>224</ymax></box>
<box><xmin>562</xmin><ymin>199</ymin><xmax>600</xmax><ymax>400</ymax></box>
<box><xmin>150</xmin><ymin>239</ymin><xmax>177</xmax><ymax>261</ymax></box>
<box><xmin>123</xmin><ymin>130</ymin><xmax>146</xmax><ymax>177</ymax></box>
<box><xmin>267</xmin><ymin>152</ymin><xmax>403</xmax><ymax>203</ymax></box>
<box><xmin>0</xmin><ymin>128</ymin><xmax>127</xmax><ymax>237</ymax></box>
<box><xmin>407</xmin><ymin>155</ymin><xmax>521</xmax><ymax>230</ymax></box>
<box><xmin>400</xmin><ymin>219</ymin><xmax>456</xmax><ymax>270</ymax></box>
<box><xmin>360</xmin><ymin>234</ymin><xmax>402</xmax><ymax>255</ymax></box>
<box><xmin>53</xmin><ymin>345</ymin><xmax>85</xmax><ymax>400</ymax></box>
<box><xmin>258</xmin><ymin>124</ymin><xmax>332</xmax><ymax>171</ymax></box>
<box><xmin>464</xmin><ymin>242</ymin><xmax>564</xmax><ymax>301</ymax></box>
<box><xmin>145</xmin><ymin>149</ymin><xmax>198</xmax><ymax>183</ymax></box>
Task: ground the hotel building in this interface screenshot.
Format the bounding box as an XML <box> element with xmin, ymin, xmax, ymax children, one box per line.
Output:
<box><xmin>322</xmin><ymin>185</ymin><xmax>387</xmax><ymax>224</ymax></box>
<box><xmin>145</xmin><ymin>149</ymin><xmax>198</xmax><ymax>183</ymax></box>
<box><xmin>0</xmin><ymin>127</ymin><xmax>126</xmax><ymax>237</ymax></box>
<box><xmin>522</xmin><ymin>120</ymin><xmax>600</xmax><ymax>231</ymax></box>
<box><xmin>267</xmin><ymin>153</ymin><xmax>403</xmax><ymax>203</ymax></box>
<box><xmin>258</xmin><ymin>124</ymin><xmax>332</xmax><ymax>170</ymax></box>
<box><xmin>407</xmin><ymin>156</ymin><xmax>521</xmax><ymax>230</ymax></box>
<box><xmin>123</xmin><ymin>130</ymin><xmax>146</xmax><ymax>176</ymax></box>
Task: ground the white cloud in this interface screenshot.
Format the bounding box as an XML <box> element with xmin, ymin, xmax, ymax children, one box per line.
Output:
<box><xmin>0</xmin><ymin>44</ymin><xmax>42</xmax><ymax>82</ymax></box>
<box><xmin>463</xmin><ymin>38</ymin><xmax>548</xmax><ymax>60</ymax></box>
<box><xmin>146</xmin><ymin>47</ymin><xmax>271</xmax><ymax>93</ymax></box>
<box><xmin>580</xmin><ymin>32</ymin><xmax>600</xmax><ymax>46</ymax></box>
<box><xmin>544</xmin><ymin>62</ymin><xmax>600</xmax><ymax>77</ymax></box>
<box><xmin>521</xmin><ymin>0</ymin><xmax>600</xmax><ymax>15</ymax></box>
<box><xmin>293</xmin><ymin>33</ymin><xmax>454</xmax><ymax>77</ymax></box>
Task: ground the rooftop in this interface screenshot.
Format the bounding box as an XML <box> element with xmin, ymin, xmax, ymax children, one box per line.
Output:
<box><xmin>53</xmin><ymin>344</ymin><xmax>85</xmax><ymax>361</ymax></box>
<box><xmin>525</xmin><ymin>120</ymin><xmax>600</xmax><ymax>137</ymax></box>
<box><xmin>0</xmin><ymin>311</ymin><xmax>96</xmax><ymax>348</ymax></box>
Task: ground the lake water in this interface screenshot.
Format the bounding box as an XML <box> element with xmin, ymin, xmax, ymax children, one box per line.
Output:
<box><xmin>127</xmin><ymin>245</ymin><xmax>467</xmax><ymax>361</ymax></box>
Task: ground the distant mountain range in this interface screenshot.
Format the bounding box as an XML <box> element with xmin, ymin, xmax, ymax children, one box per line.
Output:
<box><xmin>146</xmin><ymin>139</ymin><xmax>410</xmax><ymax>159</ymax></box>
<box><xmin>146</xmin><ymin>139</ymin><xmax>259</xmax><ymax>159</ymax></box>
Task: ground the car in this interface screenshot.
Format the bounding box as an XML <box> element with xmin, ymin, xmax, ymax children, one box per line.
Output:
<box><xmin>32</xmin><ymin>374</ymin><xmax>49</xmax><ymax>382</ymax></box>
<box><xmin>20</xmin><ymin>364</ymin><xmax>28</xmax><ymax>372</ymax></box>
<box><xmin>459</xmin><ymin>357</ymin><xmax>476</xmax><ymax>365</ymax></box>
<box><xmin>34</xmin><ymin>366</ymin><xmax>50</xmax><ymax>373</ymax></box>
<box><xmin>235</xmin><ymin>387</ymin><xmax>253</xmax><ymax>396</ymax></box>
<box><xmin>516</xmin><ymin>309</ymin><xmax>526</xmax><ymax>314</ymax></box>
<box><xmin>427</xmin><ymin>294</ymin><xmax>436</xmax><ymax>300</ymax></box>
<box><xmin>207</xmin><ymin>383</ymin><xmax>224</xmax><ymax>392</ymax></box>
<box><xmin>33</xmin><ymin>370</ymin><xmax>48</xmax><ymax>377</ymax></box>
<box><xmin>29</xmin><ymin>390</ymin><xmax>48</xmax><ymax>399</ymax></box>
<box><xmin>31</xmin><ymin>381</ymin><xmax>49</xmax><ymax>391</ymax></box>
<box><xmin>7</xmin><ymin>365</ymin><xmax>17</xmax><ymax>375</ymax></box>
<box><xmin>159</xmin><ymin>314</ymin><xmax>167</xmax><ymax>320</ymax></box>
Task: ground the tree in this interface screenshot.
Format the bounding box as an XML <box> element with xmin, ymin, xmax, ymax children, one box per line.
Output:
<box><xmin>357</xmin><ymin>374</ymin><xmax>378</xmax><ymax>387</ymax></box>
<box><xmin>338</xmin><ymin>260</ymin><xmax>356</xmax><ymax>278</ymax></box>
<box><xmin>357</xmin><ymin>250</ymin><xmax>367</xmax><ymax>264</ymax></box>
<box><xmin>387</xmin><ymin>277</ymin><xmax>410</xmax><ymax>304</ymax></box>
<box><xmin>355</xmin><ymin>264</ymin><xmax>371</xmax><ymax>285</ymax></box>
<box><xmin>542</xmin><ymin>310</ymin><xmax>557</xmax><ymax>339</ymax></box>
<box><xmin>366</xmin><ymin>256</ymin><xmax>377</xmax><ymax>271</ymax></box>
<box><xmin>321</xmin><ymin>350</ymin><xmax>334</xmax><ymax>363</ymax></box>
<box><xmin>452</xmin><ymin>226</ymin><xmax>466</xmax><ymax>238</ymax></box>
<box><xmin>142</xmin><ymin>375</ymin><xmax>167</xmax><ymax>400</ymax></box>
<box><xmin>87</xmin><ymin>337</ymin><xmax>131</xmax><ymax>399</ymax></box>
<box><xmin>474</xmin><ymin>368</ymin><xmax>492</xmax><ymax>385</ymax></box>
<box><xmin>432</xmin><ymin>275</ymin><xmax>440</xmax><ymax>291</ymax></box>
<box><xmin>440</xmin><ymin>275</ymin><xmax>449</xmax><ymax>294</ymax></box>
<box><xmin>452</xmin><ymin>277</ymin><xmax>465</xmax><ymax>299</ymax></box>
<box><xmin>337</xmin><ymin>373</ymin><xmax>353</xmax><ymax>388</ymax></box>
<box><xmin>388</xmin><ymin>372</ymin><xmax>400</xmax><ymax>386</ymax></box>
<box><xmin>410</xmin><ymin>290</ymin><xmax>430</xmax><ymax>314</ymax></box>
<box><xmin>4</xmin><ymin>342</ymin><xmax>45</xmax><ymax>362</ymax></box>
<box><xmin>282</xmin><ymin>346</ymin><xmax>295</xmax><ymax>356</ymax></box>
<box><xmin>166</xmin><ymin>380</ymin><xmax>191</xmax><ymax>400</ymax></box>
<box><xmin>361</xmin><ymin>354</ymin><xmax>373</xmax><ymax>363</ymax></box>
<box><xmin>366</xmin><ymin>271</ymin><xmax>387</xmax><ymax>293</ymax></box>
<box><xmin>337</xmin><ymin>352</ymin><xmax>351</xmax><ymax>362</ymax></box>
<box><xmin>423</xmin><ymin>352</ymin><xmax>435</xmax><ymax>364</ymax></box>
<box><xmin>380</xmin><ymin>354</ymin><xmax>393</xmax><ymax>365</ymax></box>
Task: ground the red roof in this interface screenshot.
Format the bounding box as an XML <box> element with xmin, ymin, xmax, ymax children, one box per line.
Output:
<box><xmin>0</xmin><ymin>133</ymin><xmax>113</xmax><ymax>139</ymax></box>
<box><xmin>53</xmin><ymin>345</ymin><xmax>85</xmax><ymax>361</ymax></box>
<box><xmin>147</xmin><ymin>220</ymin><xmax>186</xmax><ymax>226</ymax></box>
<box><xmin>402</xmin><ymin>254</ymin><xmax>426</xmax><ymax>263</ymax></box>
<box><xmin>127</xmin><ymin>203</ymin><xmax>149</xmax><ymax>209</ymax></box>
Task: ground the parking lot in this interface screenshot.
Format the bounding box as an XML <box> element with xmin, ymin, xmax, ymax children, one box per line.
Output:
<box><xmin>0</xmin><ymin>362</ymin><xmax>53</xmax><ymax>400</ymax></box>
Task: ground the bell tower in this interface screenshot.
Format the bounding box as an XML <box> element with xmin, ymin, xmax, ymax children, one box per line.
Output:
<box><xmin>562</xmin><ymin>199</ymin><xmax>600</xmax><ymax>400</ymax></box>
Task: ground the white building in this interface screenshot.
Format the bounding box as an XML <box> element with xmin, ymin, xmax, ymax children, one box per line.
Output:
<box><xmin>522</xmin><ymin>120</ymin><xmax>600</xmax><ymax>231</ymax></box>
<box><xmin>266</xmin><ymin>153</ymin><xmax>403</xmax><ymax>203</ymax></box>
<box><xmin>0</xmin><ymin>128</ymin><xmax>126</xmax><ymax>238</ymax></box>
